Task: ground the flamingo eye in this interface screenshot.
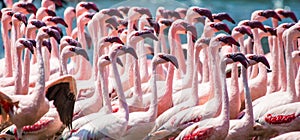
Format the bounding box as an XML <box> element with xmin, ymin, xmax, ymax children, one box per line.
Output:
<box><xmin>69</xmin><ymin>47</ymin><xmax>75</xmax><ymax>52</ymax></box>
<box><xmin>249</xmin><ymin>56</ymin><xmax>253</xmax><ymax>59</ymax></box>
<box><xmin>210</xmin><ymin>24</ymin><xmax>214</xmax><ymax>28</ymax></box>
<box><xmin>258</xmin><ymin>12</ymin><xmax>262</xmax><ymax>16</ymax></box>
<box><xmin>135</xmin><ymin>32</ymin><xmax>140</xmax><ymax>36</ymax></box>
<box><xmin>104</xmin><ymin>56</ymin><xmax>110</xmax><ymax>60</ymax></box>
<box><xmin>117</xmin><ymin>46</ymin><xmax>122</xmax><ymax>49</ymax></box>
<box><xmin>226</xmin><ymin>54</ymin><xmax>231</xmax><ymax>58</ymax></box>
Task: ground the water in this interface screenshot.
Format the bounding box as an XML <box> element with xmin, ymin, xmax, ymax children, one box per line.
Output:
<box><xmin>1</xmin><ymin>0</ymin><xmax>300</xmax><ymax>58</ymax></box>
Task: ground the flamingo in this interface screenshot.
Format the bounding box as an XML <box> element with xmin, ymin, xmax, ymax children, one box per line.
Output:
<box><xmin>64</xmin><ymin>7</ymin><xmax>76</xmax><ymax>36</ymax></box>
<box><xmin>147</xmin><ymin>35</ymin><xmax>244</xmax><ymax>140</ymax></box>
<box><xmin>226</xmin><ymin>54</ymin><xmax>270</xmax><ymax>140</ymax></box>
<box><xmin>174</xmin><ymin>52</ymin><xmax>249</xmax><ymax>140</ymax></box>
<box><xmin>122</xmin><ymin>54</ymin><xmax>178</xmax><ymax>140</ymax></box>
<box><xmin>65</xmin><ymin>45</ymin><xmax>138</xmax><ymax>139</ymax></box>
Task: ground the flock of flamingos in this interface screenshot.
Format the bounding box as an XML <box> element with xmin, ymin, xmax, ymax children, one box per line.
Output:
<box><xmin>0</xmin><ymin>0</ymin><xmax>299</xmax><ymax>139</ymax></box>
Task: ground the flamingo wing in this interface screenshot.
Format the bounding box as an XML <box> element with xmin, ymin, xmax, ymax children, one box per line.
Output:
<box><xmin>45</xmin><ymin>75</ymin><xmax>77</xmax><ymax>129</ymax></box>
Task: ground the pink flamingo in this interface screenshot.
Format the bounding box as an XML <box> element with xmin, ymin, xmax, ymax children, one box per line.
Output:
<box><xmin>175</xmin><ymin>52</ymin><xmax>249</xmax><ymax>140</ymax></box>
<box><xmin>64</xmin><ymin>7</ymin><xmax>76</xmax><ymax>36</ymax></box>
<box><xmin>65</xmin><ymin>45</ymin><xmax>137</xmax><ymax>139</ymax></box>
<box><xmin>226</xmin><ymin>54</ymin><xmax>270</xmax><ymax>140</ymax></box>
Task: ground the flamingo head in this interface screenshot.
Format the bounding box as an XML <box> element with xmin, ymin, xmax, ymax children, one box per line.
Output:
<box><xmin>146</xmin><ymin>18</ymin><xmax>160</xmax><ymax>36</ymax></box>
<box><xmin>102</xmin><ymin>8</ymin><xmax>123</xmax><ymax>18</ymax></box>
<box><xmin>109</xmin><ymin>45</ymin><xmax>138</xmax><ymax>60</ymax></box>
<box><xmin>153</xmin><ymin>53</ymin><xmax>179</xmax><ymax>69</ymax></box>
<box><xmin>67</xmin><ymin>46</ymin><xmax>89</xmax><ymax>61</ymax></box>
<box><xmin>2</xmin><ymin>11</ymin><xmax>14</xmax><ymax>22</ymax></box>
<box><xmin>41</xmin><ymin>26</ymin><xmax>62</xmax><ymax>43</ymax></box>
<box><xmin>13</xmin><ymin>12</ymin><xmax>27</xmax><ymax>26</ymax></box>
<box><xmin>276</xmin><ymin>9</ymin><xmax>297</xmax><ymax>22</ymax></box>
<box><xmin>224</xmin><ymin>53</ymin><xmax>249</xmax><ymax>68</ymax></box>
<box><xmin>159</xmin><ymin>18</ymin><xmax>173</xmax><ymax>27</ymax></box>
<box><xmin>46</xmin><ymin>16</ymin><xmax>68</xmax><ymax>27</ymax></box>
<box><xmin>77</xmin><ymin>2</ymin><xmax>99</xmax><ymax>13</ymax></box>
<box><xmin>103</xmin><ymin>36</ymin><xmax>124</xmax><ymax>45</ymax></box>
<box><xmin>49</xmin><ymin>26</ymin><xmax>63</xmax><ymax>38</ymax></box>
<box><xmin>241</xmin><ymin>20</ymin><xmax>267</xmax><ymax>32</ymax></box>
<box><xmin>180</xmin><ymin>22</ymin><xmax>197</xmax><ymax>43</ymax></box>
<box><xmin>233</xmin><ymin>25</ymin><xmax>253</xmax><ymax>39</ymax></box>
<box><xmin>191</xmin><ymin>7</ymin><xmax>213</xmax><ymax>22</ymax></box>
<box><xmin>29</xmin><ymin>20</ymin><xmax>46</xmax><ymax>29</ymax></box>
<box><xmin>216</xmin><ymin>34</ymin><xmax>240</xmax><ymax>47</ymax></box>
<box><xmin>130</xmin><ymin>30</ymin><xmax>158</xmax><ymax>43</ymax></box>
<box><xmin>210</xmin><ymin>22</ymin><xmax>231</xmax><ymax>34</ymax></box>
<box><xmin>175</xmin><ymin>7</ymin><xmax>187</xmax><ymax>19</ymax></box>
<box><xmin>213</xmin><ymin>12</ymin><xmax>236</xmax><ymax>24</ymax></box>
<box><xmin>17</xmin><ymin>38</ymin><xmax>35</xmax><ymax>54</ymax></box>
<box><xmin>247</xmin><ymin>54</ymin><xmax>270</xmax><ymax>69</ymax></box>
<box><xmin>106</xmin><ymin>17</ymin><xmax>119</xmax><ymax>30</ymax></box>
<box><xmin>265</xmin><ymin>26</ymin><xmax>277</xmax><ymax>36</ymax></box>
<box><xmin>135</xmin><ymin>7</ymin><xmax>152</xmax><ymax>19</ymax></box>
<box><xmin>13</xmin><ymin>2</ymin><xmax>37</xmax><ymax>15</ymax></box>
<box><xmin>195</xmin><ymin>38</ymin><xmax>211</xmax><ymax>50</ymax></box>
<box><xmin>44</xmin><ymin>8</ymin><xmax>56</xmax><ymax>17</ymax></box>
<box><xmin>118</xmin><ymin>6</ymin><xmax>130</xmax><ymax>16</ymax></box>
<box><xmin>98</xmin><ymin>55</ymin><xmax>123</xmax><ymax>68</ymax></box>
<box><xmin>258</xmin><ymin>10</ymin><xmax>282</xmax><ymax>21</ymax></box>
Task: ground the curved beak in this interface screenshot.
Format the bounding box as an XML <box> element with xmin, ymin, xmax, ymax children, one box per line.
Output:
<box><xmin>49</xmin><ymin>26</ymin><xmax>63</xmax><ymax>38</ymax></box>
<box><xmin>45</xmin><ymin>9</ymin><xmax>56</xmax><ymax>17</ymax></box>
<box><xmin>106</xmin><ymin>8</ymin><xmax>123</xmax><ymax>18</ymax></box>
<box><xmin>105</xmin><ymin>17</ymin><xmax>119</xmax><ymax>30</ymax></box>
<box><xmin>213</xmin><ymin>22</ymin><xmax>231</xmax><ymax>34</ymax></box>
<box><xmin>161</xmin><ymin>19</ymin><xmax>173</xmax><ymax>26</ymax></box>
<box><xmin>31</xmin><ymin>20</ymin><xmax>46</xmax><ymax>28</ymax></box>
<box><xmin>249</xmin><ymin>55</ymin><xmax>270</xmax><ymax>69</ymax></box>
<box><xmin>265</xmin><ymin>26</ymin><xmax>277</xmax><ymax>36</ymax></box>
<box><xmin>85</xmin><ymin>13</ymin><xmax>95</xmax><ymax>20</ymax></box>
<box><xmin>193</xmin><ymin>8</ymin><xmax>213</xmax><ymax>22</ymax></box>
<box><xmin>15</xmin><ymin>13</ymin><xmax>27</xmax><ymax>26</ymax></box>
<box><xmin>236</xmin><ymin>26</ymin><xmax>253</xmax><ymax>39</ymax></box>
<box><xmin>160</xmin><ymin>54</ymin><xmax>179</xmax><ymax>69</ymax></box>
<box><xmin>277</xmin><ymin>10</ymin><xmax>297</xmax><ymax>22</ymax></box>
<box><xmin>107</xmin><ymin>36</ymin><xmax>124</xmax><ymax>45</ymax></box>
<box><xmin>229</xmin><ymin>53</ymin><xmax>249</xmax><ymax>68</ymax></box>
<box><xmin>42</xmin><ymin>40</ymin><xmax>52</xmax><ymax>53</ymax></box>
<box><xmin>25</xmin><ymin>3</ymin><xmax>37</xmax><ymax>14</ymax></box>
<box><xmin>51</xmin><ymin>0</ymin><xmax>63</xmax><ymax>7</ymax></box>
<box><xmin>140</xmin><ymin>31</ymin><xmax>158</xmax><ymax>41</ymax></box>
<box><xmin>262</xmin><ymin>10</ymin><xmax>282</xmax><ymax>21</ymax></box>
<box><xmin>72</xmin><ymin>47</ymin><xmax>89</xmax><ymax>61</ymax></box>
<box><xmin>213</xmin><ymin>12</ymin><xmax>236</xmax><ymax>24</ymax></box>
<box><xmin>83</xmin><ymin>2</ymin><xmax>99</xmax><ymax>12</ymax></box>
<box><xmin>121</xmin><ymin>46</ymin><xmax>138</xmax><ymax>60</ymax></box>
<box><xmin>245</xmin><ymin>20</ymin><xmax>267</xmax><ymax>32</ymax></box>
<box><xmin>219</xmin><ymin>35</ymin><xmax>240</xmax><ymax>46</ymax></box>
<box><xmin>46</xmin><ymin>28</ymin><xmax>62</xmax><ymax>43</ymax></box>
<box><xmin>22</xmin><ymin>40</ymin><xmax>34</xmax><ymax>54</ymax></box>
<box><xmin>116</xmin><ymin>57</ymin><xmax>124</xmax><ymax>67</ymax></box>
<box><xmin>51</xmin><ymin>16</ymin><xmax>68</xmax><ymax>27</ymax></box>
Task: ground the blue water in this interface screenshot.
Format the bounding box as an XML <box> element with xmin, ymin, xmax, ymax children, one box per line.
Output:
<box><xmin>1</xmin><ymin>0</ymin><xmax>299</xmax><ymax>58</ymax></box>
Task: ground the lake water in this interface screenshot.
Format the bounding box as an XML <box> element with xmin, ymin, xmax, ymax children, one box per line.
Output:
<box><xmin>1</xmin><ymin>0</ymin><xmax>299</xmax><ymax>58</ymax></box>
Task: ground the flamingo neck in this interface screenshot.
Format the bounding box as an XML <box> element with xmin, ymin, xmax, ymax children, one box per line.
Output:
<box><xmin>91</xmin><ymin>20</ymin><xmax>101</xmax><ymax>80</ymax></box>
<box><xmin>132</xmin><ymin>60</ymin><xmax>143</xmax><ymax>106</ymax></box>
<box><xmin>269</xmin><ymin>35</ymin><xmax>280</xmax><ymax>93</ymax></box>
<box><xmin>191</xmin><ymin>48</ymin><xmax>200</xmax><ymax>103</ymax></box>
<box><xmin>59</xmin><ymin>53</ymin><xmax>69</xmax><ymax>76</ymax></box>
<box><xmin>13</xmin><ymin>48</ymin><xmax>23</xmax><ymax>94</ymax></box>
<box><xmin>230</xmin><ymin>45</ymin><xmax>240</xmax><ymax>102</ymax></box>
<box><xmin>253</xmin><ymin>29</ymin><xmax>264</xmax><ymax>55</ymax></box>
<box><xmin>33</xmin><ymin>37</ymin><xmax>46</xmax><ymax>98</ymax></box>
<box><xmin>174</xmin><ymin>34</ymin><xmax>186</xmax><ymax>75</ymax></box>
<box><xmin>137</xmin><ymin>21</ymin><xmax>149</xmax><ymax>82</ymax></box>
<box><xmin>163</xmin><ymin>63</ymin><xmax>175</xmax><ymax>103</ymax></box>
<box><xmin>42</xmin><ymin>48</ymin><xmax>50</xmax><ymax>82</ymax></box>
<box><xmin>160</xmin><ymin>29</ymin><xmax>168</xmax><ymax>54</ymax></box>
<box><xmin>219</xmin><ymin>58</ymin><xmax>230</xmax><ymax>126</ymax></box>
<box><xmin>285</xmin><ymin>35</ymin><xmax>296</xmax><ymax>95</ymax></box>
<box><xmin>183</xmin><ymin>31</ymin><xmax>195</xmax><ymax>86</ymax></box>
<box><xmin>201</xmin><ymin>28</ymin><xmax>214</xmax><ymax>83</ymax></box>
<box><xmin>66</xmin><ymin>17</ymin><xmax>74</xmax><ymax>36</ymax></box>
<box><xmin>209</xmin><ymin>45</ymin><xmax>222</xmax><ymax>100</ymax></box>
<box><xmin>11</xmin><ymin>22</ymin><xmax>21</xmax><ymax>72</ymax></box>
<box><xmin>241</xmin><ymin>64</ymin><xmax>254</xmax><ymax>125</ymax></box>
<box><xmin>99</xmin><ymin>65</ymin><xmax>112</xmax><ymax>114</ymax></box>
<box><xmin>296</xmin><ymin>66</ymin><xmax>300</xmax><ymax>97</ymax></box>
<box><xmin>278</xmin><ymin>33</ymin><xmax>287</xmax><ymax>91</ymax></box>
<box><xmin>112</xmin><ymin>58</ymin><xmax>129</xmax><ymax>120</ymax></box>
<box><xmin>50</xmin><ymin>38</ymin><xmax>59</xmax><ymax>59</ymax></box>
<box><xmin>2</xmin><ymin>23</ymin><xmax>12</xmax><ymax>77</ymax></box>
<box><xmin>22</xmin><ymin>49</ymin><xmax>31</xmax><ymax>94</ymax></box>
<box><xmin>148</xmin><ymin>62</ymin><xmax>158</xmax><ymax>121</ymax></box>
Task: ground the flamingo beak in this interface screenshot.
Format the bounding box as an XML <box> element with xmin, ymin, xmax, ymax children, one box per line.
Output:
<box><xmin>109</xmin><ymin>36</ymin><xmax>124</xmax><ymax>45</ymax></box>
<box><xmin>51</xmin><ymin>17</ymin><xmax>68</xmax><ymax>27</ymax></box>
<box><xmin>45</xmin><ymin>9</ymin><xmax>56</xmax><ymax>17</ymax></box>
<box><xmin>147</xmin><ymin>18</ymin><xmax>160</xmax><ymax>36</ymax></box>
<box><xmin>25</xmin><ymin>3</ymin><xmax>37</xmax><ymax>15</ymax></box>
<box><xmin>249</xmin><ymin>55</ymin><xmax>270</xmax><ymax>69</ymax></box>
<box><xmin>262</xmin><ymin>10</ymin><xmax>282</xmax><ymax>21</ymax></box>
<box><xmin>23</xmin><ymin>40</ymin><xmax>35</xmax><ymax>54</ymax></box>
<box><xmin>47</xmin><ymin>28</ymin><xmax>62</xmax><ymax>43</ymax></box>
<box><xmin>84</xmin><ymin>2</ymin><xmax>99</xmax><ymax>12</ymax></box>
<box><xmin>160</xmin><ymin>54</ymin><xmax>179</xmax><ymax>69</ymax></box>
<box><xmin>247</xmin><ymin>20</ymin><xmax>267</xmax><ymax>32</ymax></box>
<box><xmin>31</xmin><ymin>20</ymin><xmax>46</xmax><ymax>28</ymax></box>
<box><xmin>49</xmin><ymin>26</ymin><xmax>63</xmax><ymax>38</ymax></box>
<box><xmin>107</xmin><ymin>8</ymin><xmax>123</xmax><ymax>18</ymax></box>
<box><xmin>213</xmin><ymin>12</ymin><xmax>236</xmax><ymax>24</ymax></box>
<box><xmin>229</xmin><ymin>53</ymin><xmax>249</xmax><ymax>68</ymax></box>
<box><xmin>161</xmin><ymin>19</ymin><xmax>173</xmax><ymax>26</ymax></box>
<box><xmin>85</xmin><ymin>13</ymin><xmax>95</xmax><ymax>19</ymax></box>
<box><xmin>105</xmin><ymin>17</ymin><xmax>119</xmax><ymax>30</ymax></box>
<box><xmin>121</xmin><ymin>46</ymin><xmax>138</xmax><ymax>60</ymax></box>
<box><xmin>141</xmin><ymin>31</ymin><xmax>158</xmax><ymax>41</ymax></box>
<box><xmin>136</xmin><ymin>8</ymin><xmax>153</xmax><ymax>18</ymax></box>
<box><xmin>116</xmin><ymin>57</ymin><xmax>124</xmax><ymax>67</ymax></box>
<box><xmin>42</xmin><ymin>40</ymin><xmax>52</xmax><ymax>53</ymax></box>
<box><xmin>266</xmin><ymin>27</ymin><xmax>277</xmax><ymax>36</ymax></box>
<box><xmin>15</xmin><ymin>13</ymin><xmax>27</xmax><ymax>26</ymax></box>
<box><xmin>214</xmin><ymin>22</ymin><xmax>231</xmax><ymax>34</ymax></box>
<box><xmin>278</xmin><ymin>10</ymin><xmax>298</xmax><ymax>22</ymax></box>
<box><xmin>72</xmin><ymin>47</ymin><xmax>89</xmax><ymax>61</ymax></box>
<box><xmin>219</xmin><ymin>35</ymin><xmax>240</xmax><ymax>46</ymax></box>
<box><xmin>51</xmin><ymin>0</ymin><xmax>63</xmax><ymax>7</ymax></box>
<box><xmin>194</xmin><ymin>8</ymin><xmax>213</xmax><ymax>22</ymax></box>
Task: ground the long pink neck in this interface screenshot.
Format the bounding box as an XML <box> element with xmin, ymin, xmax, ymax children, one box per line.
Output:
<box><xmin>241</xmin><ymin>62</ymin><xmax>254</xmax><ymax>125</ymax></box>
<box><xmin>230</xmin><ymin>45</ymin><xmax>240</xmax><ymax>107</ymax></box>
<box><xmin>11</xmin><ymin>22</ymin><xmax>21</xmax><ymax>72</ymax></box>
<box><xmin>269</xmin><ymin>35</ymin><xmax>280</xmax><ymax>93</ymax></box>
<box><xmin>250</xmin><ymin>29</ymin><xmax>264</xmax><ymax>79</ymax></box>
<box><xmin>137</xmin><ymin>21</ymin><xmax>149</xmax><ymax>83</ymax></box>
<box><xmin>13</xmin><ymin>48</ymin><xmax>23</xmax><ymax>95</ymax></box>
<box><xmin>2</xmin><ymin>23</ymin><xmax>12</xmax><ymax>77</ymax></box>
<box><xmin>112</xmin><ymin>56</ymin><xmax>129</xmax><ymax>121</ymax></box>
<box><xmin>175</xmin><ymin>35</ymin><xmax>186</xmax><ymax>75</ymax></box>
<box><xmin>99</xmin><ymin>64</ymin><xmax>111</xmax><ymax>114</ymax></box>
<box><xmin>219</xmin><ymin>57</ymin><xmax>230</xmax><ymax>130</ymax></box>
<box><xmin>147</xmin><ymin>61</ymin><xmax>158</xmax><ymax>121</ymax></box>
<box><xmin>163</xmin><ymin>63</ymin><xmax>175</xmax><ymax>105</ymax></box>
<box><xmin>59</xmin><ymin>53</ymin><xmax>69</xmax><ymax>76</ymax></box>
<box><xmin>42</xmin><ymin>47</ymin><xmax>50</xmax><ymax>82</ymax></box>
<box><xmin>278</xmin><ymin>32</ymin><xmax>287</xmax><ymax>91</ymax></box>
<box><xmin>191</xmin><ymin>47</ymin><xmax>201</xmax><ymax>104</ymax></box>
<box><xmin>182</xmin><ymin>31</ymin><xmax>195</xmax><ymax>87</ymax></box>
<box><xmin>201</xmin><ymin>27</ymin><xmax>215</xmax><ymax>83</ymax></box>
<box><xmin>132</xmin><ymin>60</ymin><xmax>143</xmax><ymax>107</ymax></box>
<box><xmin>66</xmin><ymin>16</ymin><xmax>74</xmax><ymax>36</ymax></box>
<box><xmin>33</xmin><ymin>36</ymin><xmax>46</xmax><ymax>99</ymax></box>
<box><xmin>285</xmin><ymin>34</ymin><xmax>296</xmax><ymax>96</ymax></box>
<box><xmin>296</xmin><ymin>66</ymin><xmax>300</xmax><ymax>97</ymax></box>
<box><xmin>154</xmin><ymin>28</ymin><xmax>165</xmax><ymax>79</ymax></box>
